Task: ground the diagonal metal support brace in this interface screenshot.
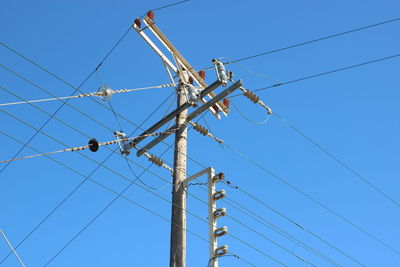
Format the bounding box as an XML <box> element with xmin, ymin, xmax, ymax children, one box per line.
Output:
<box><xmin>132</xmin><ymin>80</ymin><xmax>222</xmax><ymax>147</ymax></box>
<box><xmin>136</xmin><ymin>80</ymin><xmax>242</xmax><ymax>157</ymax></box>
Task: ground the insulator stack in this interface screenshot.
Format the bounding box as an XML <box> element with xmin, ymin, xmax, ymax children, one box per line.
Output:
<box><xmin>214</xmin><ymin>226</ymin><xmax>228</xmax><ymax>237</ymax></box>
<box><xmin>212</xmin><ymin>59</ymin><xmax>228</xmax><ymax>86</ymax></box>
<box><xmin>149</xmin><ymin>155</ymin><xmax>163</xmax><ymax>167</ymax></box>
<box><xmin>207</xmin><ymin>169</ymin><xmax>228</xmax><ymax>266</ymax></box>
<box><xmin>193</xmin><ymin>123</ymin><xmax>208</xmax><ymax>136</ymax></box>
<box><xmin>215</xmin><ymin>245</ymin><xmax>229</xmax><ymax>257</ymax></box>
<box><xmin>213</xmin><ymin>189</ymin><xmax>226</xmax><ymax>201</ymax></box>
<box><xmin>213</xmin><ymin>207</ymin><xmax>227</xmax><ymax>218</ymax></box>
<box><xmin>188</xmin><ymin>121</ymin><xmax>224</xmax><ymax>144</ymax></box>
<box><xmin>212</xmin><ymin>172</ymin><xmax>225</xmax><ymax>183</ymax></box>
<box><xmin>244</xmin><ymin>89</ymin><xmax>259</xmax><ymax>103</ymax></box>
<box><xmin>186</xmin><ymin>84</ymin><xmax>198</xmax><ymax>102</ymax></box>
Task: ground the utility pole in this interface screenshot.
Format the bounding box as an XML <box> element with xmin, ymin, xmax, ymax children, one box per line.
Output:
<box><xmin>130</xmin><ymin>11</ymin><xmax>249</xmax><ymax>267</ymax></box>
<box><xmin>170</xmin><ymin>83</ymin><xmax>188</xmax><ymax>267</ymax></box>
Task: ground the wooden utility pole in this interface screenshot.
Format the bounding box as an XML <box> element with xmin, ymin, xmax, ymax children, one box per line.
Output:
<box><xmin>170</xmin><ymin>83</ymin><xmax>187</xmax><ymax>267</ymax></box>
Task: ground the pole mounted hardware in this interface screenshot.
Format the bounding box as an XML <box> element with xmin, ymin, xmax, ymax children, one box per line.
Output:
<box><xmin>183</xmin><ymin>167</ymin><xmax>229</xmax><ymax>267</ymax></box>
<box><xmin>132</xmin><ymin>11</ymin><xmax>229</xmax><ymax>119</ymax></box>
<box><xmin>114</xmin><ymin>131</ymin><xmax>131</xmax><ymax>155</ymax></box>
<box><xmin>136</xmin><ymin>80</ymin><xmax>243</xmax><ymax>157</ymax></box>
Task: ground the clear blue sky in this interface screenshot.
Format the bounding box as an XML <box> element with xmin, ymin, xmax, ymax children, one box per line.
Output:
<box><xmin>1</xmin><ymin>0</ymin><xmax>399</xmax><ymax>266</ymax></box>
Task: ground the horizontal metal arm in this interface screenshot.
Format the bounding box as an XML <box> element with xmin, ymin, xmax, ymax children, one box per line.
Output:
<box><xmin>132</xmin><ymin>80</ymin><xmax>221</xmax><ymax>146</ymax></box>
<box><xmin>136</xmin><ymin>80</ymin><xmax>242</xmax><ymax>156</ymax></box>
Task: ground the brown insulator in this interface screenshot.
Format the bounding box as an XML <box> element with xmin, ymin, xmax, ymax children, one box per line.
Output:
<box><xmin>133</xmin><ymin>18</ymin><xmax>141</xmax><ymax>28</ymax></box>
<box><xmin>198</xmin><ymin>70</ymin><xmax>206</xmax><ymax>80</ymax></box>
<box><xmin>244</xmin><ymin>90</ymin><xmax>259</xmax><ymax>103</ymax></box>
<box><xmin>147</xmin><ymin>10</ymin><xmax>155</xmax><ymax>20</ymax></box>
<box><xmin>193</xmin><ymin>123</ymin><xmax>208</xmax><ymax>136</ymax></box>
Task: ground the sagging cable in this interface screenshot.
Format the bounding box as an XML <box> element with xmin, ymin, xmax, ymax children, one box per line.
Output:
<box><xmin>188</xmin><ymin>121</ymin><xmax>223</xmax><ymax>144</ymax></box>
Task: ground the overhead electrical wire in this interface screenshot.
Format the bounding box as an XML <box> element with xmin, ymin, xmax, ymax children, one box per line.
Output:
<box><xmin>0</xmin><ymin>131</ymin><xmax>256</xmax><ymax>267</ymax></box>
<box><xmin>0</xmin><ymin>84</ymin><xmax>360</xmax><ymax>266</ymax></box>
<box><xmin>2</xmin><ymin>62</ymin><xmax>392</xmax><ymax>262</ymax></box>
<box><xmin>0</xmin><ymin>90</ymin><xmax>177</xmax><ymax>264</ymax></box>
<box><xmin>0</xmin><ymin>84</ymin><xmax>173</xmax><ymax>107</ymax></box>
<box><xmin>229</xmin><ymin>53</ymin><xmax>400</xmax><ymax>98</ymax></box>
<box><xmin>220</xmin><ymin>142</ymin><xmax>400</xmax><ymax>256</ymax></box>
<box><xmin>0</xmin><ymin>82</ymin><xmax>366</xmax><ymax>266</ymax></box>
<box><xmin>0</xmin><ymin>11</ymin><xmax>396</xmax><ymax>266</ymax></box>
<box><xmin>200</xmin><ymin>16</ymin><xmax>400</xmax><ymax>71</ymax></box>
<box><xmin>0</xmin><ymin>27</ymin><xmax>131</xmax><ymax>175</ymax></box>
<box><xmin>50</xmin><ymin>113</ymin><xmax>219</xmax><ymax>266</ymax></box>
<box><xmin>227</xmin><ymin>53</ymin><xmax>400</xmax><ymax>209</ymax></box>
<box><xmin>0</xmin><ymin>88</ymin><xmax>268</xmax><ymax>265</ymax></box>
<box><xmin>274</xmin><ymin>112</ymin><xmax>400</xmax><ymax>208</ymax></box>
<box><xmin>0</xmin><ymin>112</ymin><xmax>284</xmax><ymax>266</ymax></box>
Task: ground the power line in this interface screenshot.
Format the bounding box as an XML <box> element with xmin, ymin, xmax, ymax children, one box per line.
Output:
<box><xmin>0</xmin><ymin>26</ymin><xmax>132</xmax><ymax>176</ymax></box>
<box><xmin>0</xmin><ymin>77</ymin><xmax>362</xmax><ymax>267</ymax></box>
<box><xmin>4</xmin><ymin>65</ymin><xmax>392</xmax><ymax>262</ymax></box>
<box><xmin>229</xmin><ymin>53</ymin><xmax>400</xmax><ymax>98</ymax></box>
<box><xmin>2</xmin><ymin>13</ymin><xmax>396</xmax><ymax>264</ymax></box>
<box><xmin>0</xmin><ymin>229</ymin><xmax>25</xmax><ymax>267</ymax></box>
<box><xmin>0</xmin><ymin>89</ymin><xmax>176</xmax><ymax>264</ymax></box>
<box><xmin>0</xmin><ymin>97</ymin><xmax>271</xmax><ymax>265</ymax></box>
<box><xmin>0</xmin><ymin>131</ymin><xmax>249</xmax><ymax>267</ymax></box>
<box><xmin>220</xmin><ymin>142</ymin><xmax>400</xmax><ymax>256</ymax></box>
<box><xmin>0</xmin><ymin>113</ymin><xmax>282</xmax><ymax>266</ymax></box>
<box><xmin>0</xmin><ymin>83</ymin><xmax>172</xmax><ymax>107</ymax></box>
<box><xmin>209</xmin><ymin>17</ymin><xmax>400</xmax><ymax>68</ymax></box>
<box><xmin>273</xmin><ymin>112</ymin><xmax>400</xmax><ymax>208</ymax></box>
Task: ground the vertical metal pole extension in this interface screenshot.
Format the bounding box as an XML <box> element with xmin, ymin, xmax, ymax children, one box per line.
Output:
<box><xmin>0</xmin><ymin>229</ymin><xmax>26</xmax><ymax>267</ymax></box>
<box><xmin>170</xmin><ymin>83</ymin><xmax>187</xmax><ymax>267</ymax></box>
<box><xmin>208</xmin><ymin>168</ymin><xmax>218</xmax><ymax>267</ymax></box>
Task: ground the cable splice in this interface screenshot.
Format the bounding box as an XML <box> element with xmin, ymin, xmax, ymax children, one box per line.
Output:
<box><xmin>188</xmin><ymin>121</ymin><xmax>223</xmax><ymax>144</ymax></box>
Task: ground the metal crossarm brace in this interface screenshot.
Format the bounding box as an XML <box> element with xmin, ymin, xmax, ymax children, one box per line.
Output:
<box><xmin>136</xmin><ymin>80</ymin><xmax>242</xmax><ymax>157</ymax></box>
<box><xmin>132</xmin><ymin>80</ymin><xmax>221</xmax><ymax>146</ymax></box>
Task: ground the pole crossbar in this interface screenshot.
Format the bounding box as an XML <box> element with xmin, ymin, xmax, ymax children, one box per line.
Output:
<box><xmin>132</xmin><ymin>80</ymin><xmax>221</xmax><ymax>146</ymax></box>
<box><xmin>136</xmin><ymin>80</ymin><xmax>242</xmax><ymax>157</ymax></box>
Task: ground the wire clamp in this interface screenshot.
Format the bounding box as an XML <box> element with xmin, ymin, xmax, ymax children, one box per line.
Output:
<box><xmin>114</xmin><ymin>131</ymin><xmax>131</xmax><ymax>155</ymax></box>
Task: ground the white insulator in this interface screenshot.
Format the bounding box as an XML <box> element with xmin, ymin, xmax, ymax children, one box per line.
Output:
<box><xmin>114</xmin><ymin>131</ymin><xmax>131</xmax><ymax>155</ymax></box>
<box><xmin>212</xmin><ymin>172</ymin><xmax>224</xmax><ymax>183</ymax></box>
<box><xmin>214</xmin><ymin>226</ymin><xmax>228</xmax><ymax>237</ymax></box>
<box><xmin>213</xmin><ymin>207</ymin><xmax>227</xmax><ymax>219</ymax></box>
<box><xmin>98</xmin><ymin>85</ymin><xmax>114</xmax><ymax>101</ymax></box>
<box><xmin>215</xmin><ymin>245</ymin><xmax>229</xmax><ymax>257</ymax></box>
<box><xmin>186</xmin><ymin>84</ymin><xmax>198</xmax><ymax>102</ymax></box>
<box><xmin>212</xmin><ymin>59</ymin><xmax>228</xmax><ymax>86</ymax></box>
<box><xmin>213</xmin><ymin>190</ymin><xmax>226</xmax><ymax>201</ymax></box>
